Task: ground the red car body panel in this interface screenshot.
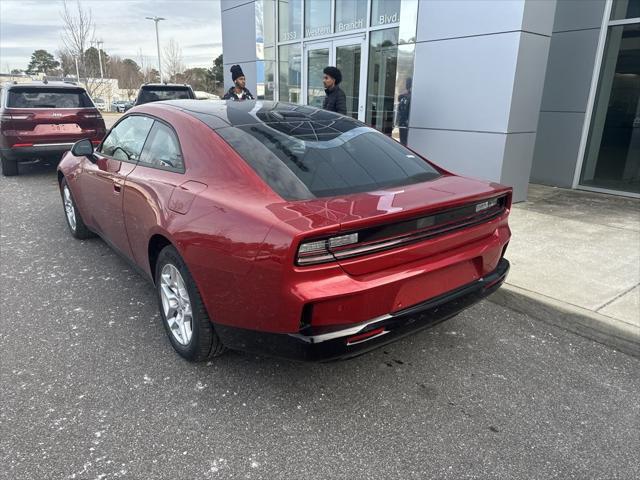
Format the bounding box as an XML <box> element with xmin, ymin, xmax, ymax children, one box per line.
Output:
<box><xmin>58</xmin><ymin>100</ymin><xmax>512</xmax><ymax>360</ymax></box>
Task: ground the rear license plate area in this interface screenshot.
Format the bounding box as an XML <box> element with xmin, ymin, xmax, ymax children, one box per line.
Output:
<box><xmin>34</xmin><ymin>123</ymin><xmax>81</xmax><ymax>133</ymax></box>
<box><xmin>391</xmin><ymin>259</ymin><xmax>480</xmax><ymax>313</ymax></box>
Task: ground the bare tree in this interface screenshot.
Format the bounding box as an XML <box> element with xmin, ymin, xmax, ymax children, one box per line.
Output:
<box><xmin>137</xmin><ymin>48</ymin><xmax>153</xmax><ymax>84</ymax></box>
<box><xmin>59</xmin><ymin>0</ymin><xmax>108</xmax><ymax>99</ymax></box>
<box><xmin>60</xmin><ymin>0</ymin><xmax>93</xmax><ymax>67</ymax></box>
<box><xmin>163</xmin><ymin>39</ymin><xmax>184</xmax><ymax>83</ymax></box>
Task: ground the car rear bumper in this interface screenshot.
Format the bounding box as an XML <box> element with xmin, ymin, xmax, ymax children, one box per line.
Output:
<box><xmin>1</xmin><ymin>143</ymin><xmax>75</xmax><ymax>161</ymax></box>
<box><xmin>214</xmin><ymin>258</ymin><xmax>509</xmax><ymax>361</ymax></box>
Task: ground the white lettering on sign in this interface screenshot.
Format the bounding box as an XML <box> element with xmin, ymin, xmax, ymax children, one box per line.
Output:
<box><xmin>337</xmin><ymin>18</ymin><xmax>364</xmax><ymax>32</ymax></box>
<box><xmin>379</xmin><ymin>12</ymin><xmax>399</xmax><ymax>25</ymax></box>
<box><xmin>305</xmin><ymin>25</ymin><xmax>331</xmax><ymax>37</ymax></box>
<box><xmin>282</xmin><ymin>31</ymin><xmax>298</xmax><ymax>41</ymax></box>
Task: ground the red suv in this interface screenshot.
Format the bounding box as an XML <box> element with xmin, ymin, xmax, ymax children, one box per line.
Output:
<box><xmin>0</xmin><ymin>81</ymin><xmax>106</xmax><ymax>176</ymax></box>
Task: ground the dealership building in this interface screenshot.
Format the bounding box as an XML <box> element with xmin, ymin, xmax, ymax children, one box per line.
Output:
<box><xmin>220</xmin><ymin>0</ymin><xmax>640</xmax><ymax>201</ymax></box>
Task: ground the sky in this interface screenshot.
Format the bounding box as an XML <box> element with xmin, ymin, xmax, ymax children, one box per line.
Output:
<box><xmin>0</xmin><ymin>0</ymin><xmax>223</xmax><ymax>72</ymax></box>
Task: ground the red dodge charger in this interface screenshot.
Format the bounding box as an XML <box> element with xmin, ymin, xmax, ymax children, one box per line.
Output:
<box><xmin>57</xmin><ymin>100</ymin><xmax>511</xmax><ymax>362</ymax></box>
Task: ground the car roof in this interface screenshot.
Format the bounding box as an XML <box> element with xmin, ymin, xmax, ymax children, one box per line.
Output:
<box><xmin>140</xmin><ymin>83</ymin><xmax>191</xmax><ymax>88</ymax></box>
<box><xmin>3</xmin><ymin>81</ymin><xmax>85</xmax><ymax>90</ymax></box>
<box><xmin>145</xmin><ymin>99</ymin><xmax>359</xmax><ymax>130</ymax></box>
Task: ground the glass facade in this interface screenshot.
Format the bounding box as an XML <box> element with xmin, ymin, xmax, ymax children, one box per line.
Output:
<box><xmin>307</xmin><ymin>47</ymin><xmax>330</xmax><ymax>107</ymax></box>
<box><xmin>369</xmin><ymin>0</ymin><xmax>418</xmax><ymax>41</ymax></box>
<box><xmin>262</xmin><ymin>1</ymin><xmax>416</xmax><ymax>141</ymax></box>
<box><xmin>581</xmin><ymin>23</ymin><xmax>640</xmax><ymax>194</ymax></box>
<box><xmin>264</xmin><ymin>46</ymin><xmax>276</xmax><ymax>100</ymax></box>
<box><xmin>335</xmin><ymin>0</ymin><xmax>367</xmax><ymax>33</ymax></box>
<box><xmin>610</xmin><ymin>0</ymin><xmax>640</xmax><ymax>20</ymax></box>
<box><xmin>279</xmin><ymin>43</ymin><xmax>302</xmax><ymax>103</ymax></box>
<box><xmin>305</xmin><ymin>0</ymin><xmax>331</xmax><ymax>37</ymax></box>
<box><xmin>371</xmin><ymin>0</ymin><xmax>402</xmax><ymax>27</ymax></box>
<box><xmin>336</xmin><ymin>43</ymin><xmax>362</xmax><ymax>119</ymax></box>
<box><xmin>278</xmin><ymin>0</ymin><xmax>302</xmax><ymax>41</ymax></box>
<box><xmin>234</xmin><ymin>0</ymin><xmax>637</xmax><ymax>196</ymax></box>
<box><xmin>366</xmin><ymin>29</ymin><xmax>415</xmax><ymax>143</ymax></box>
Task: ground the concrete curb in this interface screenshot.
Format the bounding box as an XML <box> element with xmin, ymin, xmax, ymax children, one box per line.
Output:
<box><xmin>490</xmin><ymin>284</ymin><xmax>640</xmax><ymax>358</ymax></box>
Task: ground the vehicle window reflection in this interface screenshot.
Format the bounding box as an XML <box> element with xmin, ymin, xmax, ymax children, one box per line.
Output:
<box><xmin>139</xmin><ymin>122</ymin><xmax>184</xmax><ymax>171</ymax></box>
<box><xmin>99</xmin><ymin>115</ymin><xmax>154</xmax><ymax>162</ymax></box>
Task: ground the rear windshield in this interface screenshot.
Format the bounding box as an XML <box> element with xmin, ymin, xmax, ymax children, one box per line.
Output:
<box><xmin>217</xmin><ymin>120</ymin><xmax>441</xmax><ymax>200</ymax></box>
<box><xmin>7</xmin><ymin>88</ymin><xmax>93</xmax><ymax>108</ymax></box>
<box><xmin>137</xmin><ymin>87</ymin><xmax>193</xmax><ymax>104</ymax></box>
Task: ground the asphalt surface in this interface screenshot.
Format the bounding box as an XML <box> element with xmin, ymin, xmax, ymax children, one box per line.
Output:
<box><xmin>1</xmin><ymin>162</ymin><xmax>639</xmax><ymax>480</ymax></box>
<box><xmin>102</xmin><ymin>113</ymin><xmax>122</xmax><ymax>129</ymax></box>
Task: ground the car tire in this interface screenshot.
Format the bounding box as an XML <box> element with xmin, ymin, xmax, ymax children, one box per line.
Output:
<box><xmin>155</xmin><ymin>245</ymin><xmax>226</xmax><ymax>362</ymax></box>
<box><xmin>60</xmin><ymin>177</ymin><xmax>94</xmax><ymax>239</ymax></box>
<box><xmin>1</xmin><ymin>155</ymin><xmax>18</xmax><ymax>176</ymax></box>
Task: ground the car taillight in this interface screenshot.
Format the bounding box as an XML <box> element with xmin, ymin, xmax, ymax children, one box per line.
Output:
<box><xmin>297</xmin><ymin>233</ymin><xmax>359</xmax><ymax>266</ymax></box>
<box><xmin>0</xmin><ymin>113</ymin><xmax>34</xmax><ymax>121</ymax></box>
<box><xmin>80</xmin><ymin>113</ymin><xmax>102</xmax><ymax>119</ymax></box>
<box><xmin>296</xmin><ymin>195</ymin><xmax>508</xmax><ymax>266</ymax></box>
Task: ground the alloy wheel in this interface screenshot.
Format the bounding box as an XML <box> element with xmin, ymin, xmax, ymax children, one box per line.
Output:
<box><xmin>63</xmin><ymin>185</ymin><xmax>76</xmax><ymax>231</ymax></box>
<box><xmin>159</xmin><ymin>264</ymin><xmax>193</xmax><ymax>346</ymax></box>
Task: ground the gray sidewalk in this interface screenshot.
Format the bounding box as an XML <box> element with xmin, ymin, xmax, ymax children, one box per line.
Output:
<box><xmin>491</xmin><ymin>184</ymin><xmax>640</xmax><ymax>356</ymax></box>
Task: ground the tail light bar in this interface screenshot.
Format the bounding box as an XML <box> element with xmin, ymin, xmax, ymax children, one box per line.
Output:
<box><xmin>0</xmin><ymin>113</ymin><xmax>34</xmax><ymax>121</ymax></box>
<box><xmin>80</xmin><ymin>112</ymin><xmax>102</xmax><ymax>119</ymax></box>
<box><xmin>297</xmin><ymin>233</ymin><xmax>359</xmax><ymax>265</ymax></box>
<box><xmin>296</xmin><ymin>194</ymin><xmax>508</xmax><ymax>266</ymax></box>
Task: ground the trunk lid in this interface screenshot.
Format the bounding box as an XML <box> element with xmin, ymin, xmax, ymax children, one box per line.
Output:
<box><xmin>290</xmin><ymin>175</ymin><xmax>511</xmax><ymax>275</ymax></box>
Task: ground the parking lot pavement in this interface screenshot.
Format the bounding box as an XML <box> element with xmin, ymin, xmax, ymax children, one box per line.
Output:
<box><xmin>2</xmin><ymin>163</ymin><xmax>639</xmax><ymax>480</ymax></box>
<box><xmin>102</xmin><ymin>113</ymin><xmax>123</xmax><ymax>129</ymax></box>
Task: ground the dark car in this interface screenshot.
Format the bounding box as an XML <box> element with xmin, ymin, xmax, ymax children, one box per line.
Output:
<box><xmin>57</xmin><ymin>100</ymin><xmax>511</xmax><ymax>362</ymax></box>
<box><xmin>0</xmin><ymin>81</ymin><xmax>106</xmax><ymax>176</ymax></box>
<box><xmin>134</xmin><ymin>83</ymin><xmax>196</xmax><ymax>106</ymax></box>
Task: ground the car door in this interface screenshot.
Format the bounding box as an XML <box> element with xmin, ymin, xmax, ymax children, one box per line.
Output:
<box><xmin>123</xmin><ymin>119</ymin><xmax>189</xmax><ymax>275</ymax></box>
<box><xmin>78</xmin><ymin>114</ymin><xmax>154</xmax><ymax>258</ymax></box>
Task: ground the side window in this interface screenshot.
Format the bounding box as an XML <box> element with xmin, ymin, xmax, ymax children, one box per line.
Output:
<box><xmin>99</xmin><ymin>115</ymin><xmax>154</xmax><ymax>162</ymax></box>
<box><xmin>139</xmin><ymin>121</ymin><xmax>184</xmax><ymax>171</ymax></box>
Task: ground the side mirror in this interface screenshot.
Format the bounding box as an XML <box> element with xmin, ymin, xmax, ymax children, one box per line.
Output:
<box><xmin>71</xmin><ymin>138</ymin><xmax>94</xmax><ymax>157</ymax></box>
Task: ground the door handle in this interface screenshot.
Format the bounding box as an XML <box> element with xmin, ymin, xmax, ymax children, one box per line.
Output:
<box><xmin>113</xmin><ymin>182</ymin><xmax>122</xmax><ymax>193</ymax></box>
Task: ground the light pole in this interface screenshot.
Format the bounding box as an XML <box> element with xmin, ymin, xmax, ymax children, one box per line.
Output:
<box><xmin>145</xmin><ymin>16</ymin><xmax>165</xmax><ymax>82</ymax></box>
<box><xmin>96</xmin><ymin>40</ymin><xmax>104</xmax><ymax>79</ymax></box>
<box><xmin>90</xmin><ymin>39</ymin><xmax>105</xmax><ymax>79</ymax></box>
<box><xmin>74</xmin><ymin>55</ymin><xmax>80</xmax><ymax>82</ymax></box>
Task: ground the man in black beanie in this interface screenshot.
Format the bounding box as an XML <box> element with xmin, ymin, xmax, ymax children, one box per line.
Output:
<box><xmin>322</xmin><ymin>66</ymin><xmax>346</xmax><ymax>115</ymax></box>
<box><xmin>223</xmin><ymin>64</ymin><xmax>254</xmax><ymax>101</ymax></box>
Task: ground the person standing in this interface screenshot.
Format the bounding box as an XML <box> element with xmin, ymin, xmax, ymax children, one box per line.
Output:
<box><xmin>322</xmin><ymin>66</ymin><xmax>347</xmax><ymax>115</ymax></box>
<box><xmin>223</xmin><ymin>65</ymin><xmax>254</xmax><ymax>101</ymax></box>
<box><xmin>397</xmin><ymin>77</ymin><xmax>412</xmax><ymax>146</ymax></box>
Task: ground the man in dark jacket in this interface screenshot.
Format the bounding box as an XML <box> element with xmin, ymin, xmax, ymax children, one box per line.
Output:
<box><xmin>322</xmin><ymin>66</ymin><xmax>347</xmax><ymax>115</ymax></box>
<box><xmin>397</xmin><ymin>77</ymin><xmax>412</xmax><ymax>146</ymax></box>
<box><xmin>223</xmin><ymin>65</ymin><xmax>254</xmax><ymax>101</ymax></box>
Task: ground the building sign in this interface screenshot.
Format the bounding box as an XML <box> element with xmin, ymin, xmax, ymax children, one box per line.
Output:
<box><xmin>305</xmin><ymin>25</ymin><xmax>331</xmax><ymax>37</ymax></box>
<box><xmin>337</xmin><ymin>18</ymin><xmax>364</xmax><ymax>32</ymax></box>
<box><xmin>281</xmin><ymin>31</ymin><xmax>298</xmax><ymax>41</ymax></box>
<box><xmin>378</xmin><ymin>12</ymin><xmax>399</xmax><ymax>25</ymax></box>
